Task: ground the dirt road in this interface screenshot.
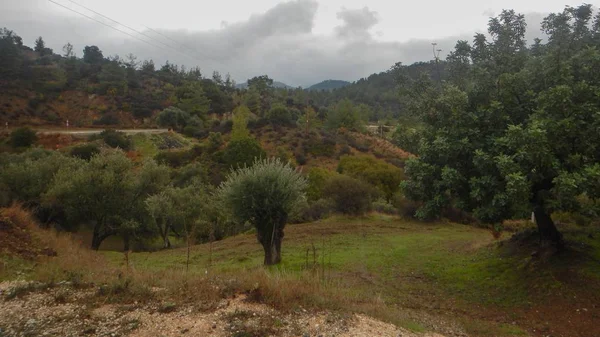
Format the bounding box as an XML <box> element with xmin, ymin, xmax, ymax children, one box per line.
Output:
<box><xmin>34</xmin><ymin>128</ymin><xmax>169</xmax><ymax>136</ymax></box>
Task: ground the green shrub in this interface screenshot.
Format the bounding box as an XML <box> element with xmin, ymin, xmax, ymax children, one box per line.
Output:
<box><xmin>207</xmin><ymin>132</ymin><xmax>223</xmax><ymax>152</ymax></box>
<box><xmin>93</xmin><ymin>114</ymin><xmax>119</xmax><ymax>126</ymax></box>
<box><xmin>305</xmin><ymin>137</ymin><xmax>336</xmax><ymax>157</ymax></box>
<box><xmin>98</xmin><ymin>130</ymin><xmax>131</xmax><ymax>150</ymax></box>
<box><xmin>338</xmin><ymin>144</ymin><xmax>352</xmax><ymax>157</ymax></box>
<box><xmin>323</xmin><ymin>175</ymin><xmax>376</xmax><ymax>215</ymax></box>
<box><xmin>182</xmin><ymin>125</ymin><xmax>203</xmax><ymax>137</ymax></box>
<box><xmin>302</xmin><ymin>198</ymin><xmax>335</xmax><ymax>221</ymax></box>
<box><xmin>306</xmin><ymin>167</ymin><xmax>337</xmax><ymax>202</ymax></box>
<box><xmin>69</xmin><ymin>143</ymin><xmax>100</xmax><ymax>160</ymax></box>
<box><xmin>294</xmin><ymin>151</ymin><xmax>307</xmax><ymax>165</ymax></box>
<box><xmin>266</xmin><ymin>104</ymin><xmax>292</xmax><ymax>125</ymax></box>
<box><xmin>10</xmin><ymin>127</ymin><xmax>37</xmax><ymax>148</ymax></box>
<box><xmin>338</xmin><ymin>155</ymin><xmax>404</xmax><ymax>201</ymax></box>
<box><xmin>223</xmin><ymin>138</ymin><xmax>266</xmax><ymax>168</ymax></box>
<box><xmin>372</xmin><ymin>199</ymin><xmax>398</xmax><ymax>215</ymax></box>
<box><xmin>155</xmin><ymin>150</ymin><xmax>193</xmax><ymax>168</ymax></box>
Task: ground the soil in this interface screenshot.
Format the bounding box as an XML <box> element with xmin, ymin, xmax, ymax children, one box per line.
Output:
<box><xmin>0</xmin><ymin>281</ymin><xmax>445</xmax><ymax>337</ymax></box>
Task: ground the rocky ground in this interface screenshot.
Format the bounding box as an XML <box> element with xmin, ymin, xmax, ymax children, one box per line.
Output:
<box><xmin>0</xmin><ymin>281</ymin><xmax>446</xmax><ymax>337</ymax></box>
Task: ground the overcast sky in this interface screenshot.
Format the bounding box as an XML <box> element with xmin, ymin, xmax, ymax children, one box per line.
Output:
<box><xmin>0</xmin><ymin>0</ymin><xmax>592</xmax><ymax>86</ymax></box>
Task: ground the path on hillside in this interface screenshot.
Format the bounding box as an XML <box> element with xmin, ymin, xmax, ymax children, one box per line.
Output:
<box><xmin>33</xmin><ymin>128</ymin><xmax>169</xmax><ymax>136</ymax></box>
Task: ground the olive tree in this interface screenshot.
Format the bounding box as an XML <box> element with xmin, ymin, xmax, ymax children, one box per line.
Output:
<box><xmin>218</xmin><ymin>158</ymin><xmax>307</xmax><ymax>265</ymax></box>
<box><xmin>45</xmin><ymin>151</ymin><xmax>169</xmax><ymax>250</ymax></box>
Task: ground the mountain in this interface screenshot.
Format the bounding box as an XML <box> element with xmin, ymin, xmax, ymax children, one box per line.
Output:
<box><xmin>235</xmin><ymin>81</ymin><xmax>293</xmax><ymax>89</ymax></box>
<box><xmin>307</xmin><ymin>80</ymin><xmax>351</xmax><ymax>91</ymax></box>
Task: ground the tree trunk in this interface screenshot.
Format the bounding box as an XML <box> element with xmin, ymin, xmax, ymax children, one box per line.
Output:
<box><xmin>262</xmin><ymin>242</ymin><xmax>275</xmax><ymax>265</ymax></box>
<box><xmin>533</xmin><ymin>206</ymin><xmax>563</xmax><ymax>248</ymax></box>
<box><xmin>273</xmin><ymin>228</ymin><xmax>284</xmax><ymax>264</ymax></box>
<box><xmin>123</xmin><ymin>234</ymin><xmax>131</xmax><ymax>252</ymax></box>
<box><xmin>162</xmin><ymin>225</ymin><xmax>171</xmax><ymax>249</ymax></box>
<box><xmin>91</xmin><ymin>233</ymin><xmax>103</xmax><ymax>251</ymax></box>
<box><xmin>91</xmin><ymin>226</ymin><xmax>114</xmax><ymax>251</ymax></box>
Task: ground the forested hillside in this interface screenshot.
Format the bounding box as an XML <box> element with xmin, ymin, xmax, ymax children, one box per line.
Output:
<box><xmin>0</xmin><ymin>27</ymin><xmax>447</xmax><ymax>128</ymax></box>
<box><xmin>306</xmin><ymin>79</ymin><xmax>350</xmax><ymax>91</ymax></box>
<box><xmin>2</xmin><ymin>4</ymin><xmax>600</xmax><ymax>337</ymax></box>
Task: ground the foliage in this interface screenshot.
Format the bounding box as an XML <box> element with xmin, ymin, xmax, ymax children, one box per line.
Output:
<box><xmin>266</xmin><ymin>104</ymin><xmax>292</xmax><ymax>125</ymax></box>
<box><xmin>156</xmin><ymin>107</ymin><xmax>190</xmax><ymax>131</ymax></box>
<box><xmin>0</xmin><ymin>150</ymin><xmax>78</xmax><ymax>208</ymax></box>
<box><xmin>98</xmin><ymin>130</ymin><xmax>131</xmax><ymax>150</ymax></box>
<box><xmin>44</xmin><ymin>151</ymin><xmax>169</xmax><ymax>250</ymax></box>
<box><xmin>306</xmin><ymin>167</ymin><xmax>338</xmax><ymax>202</ymax></box>
<box><xmin>323</xmin><ymin>175</ymin><xmax>376</xmax><ymax>215</ymax></box>
<box><xmin>372</xmin><ymin>199</ymin><xmax>398</xmax><ymax>215</ymax></box>
<box><xmin>337</xmin><ymin>155</ymin><xmax>404</xmax><ymax>201</ymax></box>
<box><xmin>207</xmin><ymin>132</ymin><xmax>223</xmax><ymax>152</ymax></box>
<box><xmin>154</xmin><ymin>149</ymin><xmax>194</xmax><ymax>168</ymax></box>
<box><xmin>223</xmin><ymin>138</ymin><xmax>266</xmax><ymax>169</ymax></box>
<box><xmin>392</xmin><ymin>122</ymin><xmax>423</xmax><ymax>154</ymax></box>
<box><xmin>176</xmin><ymin>81</ymin><xmax>210</xmax><ymax>117</ymax></box>
<box><xmin>146</xmin><ymin>183</ymin><xmax>210</xmax><ymax>249</ymax></box>
<box><xmin>231</xmin><ymin>105</ymin><xmax>251</xmax><ymax>141</ymax></box>
<box><xmin>83</xmin><ymin>45</ymin><xmax>104</xmax><ymax>64</ymax></box>
<box><xmin>69</xmin><ymin>143</ymin><xmax>100</xmax><ymax>160</ymax></box>
<box><xmin>218</xmin><ymin>158</ymin><xmax>307</xmax><ymax>265</ymax></box>
<box><xmin>401</xmin><ymin>5</ymin><xmax>600</xmax><ymax>246</ymax></box>
<box><xmin>10</xmin><ymin>127</ymin><xmax>37</xmax><ymax>148</ymax></box>
<box><xmin>325</xmin><ymin>99</ymin><xmax>364</xmax><ymax>131</ymax></box>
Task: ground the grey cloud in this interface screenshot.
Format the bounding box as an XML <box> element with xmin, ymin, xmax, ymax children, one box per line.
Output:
<box><xmin>1</xmin><ymin>0</ymin><xmax>550</xmax><ymax>87</ymax></box>
<box><xmin>334</xmin><ymin>7</ymin><xmax>379</xmax><ymax>39</ymax></box>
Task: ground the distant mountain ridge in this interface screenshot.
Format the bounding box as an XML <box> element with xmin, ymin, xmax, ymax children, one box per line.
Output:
<box><xmin>235</xmin><ymin>81</ymin><xmax>293</xmax><ymax>89</ymax></box>
<box><xmin>307</xmin><ymin>80</ymin><xmax>351</xmax><ymax>91</ymax></box>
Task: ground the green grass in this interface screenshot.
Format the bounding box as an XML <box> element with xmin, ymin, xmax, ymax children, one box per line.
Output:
<box><xmin>100</xmin><ymin>215</ymin><xmax>600</xmax><ymax>337</ymax></box>
<box><xmin>131</xmin><ymin>134</ymin><xmax>159</xmax><ymax>157</ymax></box>
<box><xmin>0</xmin><ymin>254</ymin><xmax>36</xmax><ymax>281</ymax></box>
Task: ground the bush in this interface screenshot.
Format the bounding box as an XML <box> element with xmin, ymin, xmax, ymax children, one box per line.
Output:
<box><xmin>154</xmin><ymin>150</ymin><xmax>193</xmax><ymax>168</ymax></box>
<box><xmin>302</xmin><ymin>198</ymin><xmax>335</xmax><ymax>221</ymax></box>
<box><xmin>294</xmin><ymin>151</ymin><xmax>307</xmax><ymax>165</ymax></box>
<box><xmin>69</xmin><ymin>143</ymin><xmax>100</xmax><ymax>160</ymax></box>
<box><xmin>305</xmin><ymin>138</ymin><xmax>336</xmax><ymax>157</ymax></box>
<box><xmin>306</xmin><ymin>167</ymin><xmax>337</xmax><ymax>201</ymax></box>
<box><xmin>207</xmin><ymin>132</ymin><xmax>223</xmax><ymax>152</ymax></box>
<box><xmin>10</xmin><ymin>127</ymin><xmax>37</xmax><ymax>148</ymax></box>
<box><xmin>182</xmin><ymin>125</ymin><xmax>203</xmax><ymax>137</ymax></box>
<box><xmin>338</xmin><ymin>144</ymin><xmax>352</xmax><ymax>157</ymax></box>
<box><xmin>98</xmin><ymin>130</ymin><xmax>131</xmax><ymax>150</ymax></box>
<box><xmin>266</xmin><ymin>105</ymin><xmax>292</xmax><ymax>126</ymax></box>
<box><xmin>372</xmin><ymin>199</ymin><xmax>397</xmax><ymax>215</ymax></box>
<box><xmin>337</xmin><ymin>155</ymin><xmax>404</xmax><ymax>201</ymax></box>
<box><xmin>92</xmin><ymin>114</ymin><xmax>119</xmax><ymax>126</ymax></box>
<box><xmin>211</xmin><ymin>119</ymin><xmax>233</xmax><ymax>134</ymax></box>
<box><xmin>392</xmin><ymin>194</ymin><xmax>421</xmax><ymax>218</ymax></box>
<box><xmin>323</xmin><ymin>175</ymin><xmax>376</xmax><ymax>215</ymax></box>
<box><xmin>247</xmin><ymin>118</ymin><xmax>269</xmax><ymax>130</ymax></box>
<box><xmin>223</xmin><ymin>138</ymin><xmax>266</xmax><ymax>168</ymax></box>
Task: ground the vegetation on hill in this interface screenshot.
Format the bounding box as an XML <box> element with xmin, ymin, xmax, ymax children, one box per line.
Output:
<box><xmin>1</xmin><ymin>3</ymin><xmax>600</xmax><ymax>337</ymax></box>
<box><xmin>401</xmin><ymin>5</ymin><xmax>600</xmax><ymax>248</ymax></box>
<box><xmin>306</xmin><ymin>79</ymin><xmax>351</xmax><ymax>91</ymax></box>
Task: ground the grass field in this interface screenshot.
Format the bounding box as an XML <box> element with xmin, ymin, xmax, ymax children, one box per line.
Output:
<box><xmin>100</xmin><ymin>214</ymin><xmax>600</xmax><ymax>337</ymax></box>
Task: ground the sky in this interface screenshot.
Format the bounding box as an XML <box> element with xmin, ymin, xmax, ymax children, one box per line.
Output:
<box><xmin>0</xmin><ymin>0</ymin><xmax>593</xmax><ymax>86</ymax></box>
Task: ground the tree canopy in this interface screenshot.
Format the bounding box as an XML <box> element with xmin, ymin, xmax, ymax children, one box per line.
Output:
<box><xmin>218</xmin><ymin>158</ymin><xmax>307</xmax><ymax>265</ymax></box>
<box><xmin>401</xmin><ymin>5</ymin><xmax>600</xmax><ymax>247</ymax></box>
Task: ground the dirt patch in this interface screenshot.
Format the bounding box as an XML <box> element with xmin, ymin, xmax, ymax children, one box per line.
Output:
<box><xmin>0</xmin><ymin>208</ymin><xmax>56</xmax><ymax>260</ymax></box>
<box><xmin>0</xmin><ymin>282</ymin><xmax>445</xmax><ymax>337</ymax></box>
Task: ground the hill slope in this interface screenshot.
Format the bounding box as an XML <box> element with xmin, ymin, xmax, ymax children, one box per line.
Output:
<box><xmin>307</xmin><ymin>79</ymin><xmax>351</xmax><ymax>91</ymax></box>
<box><xmin>236</xmin><ymin>81</ymin><xmax>293</xmax><ymax>89</ymax></box>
